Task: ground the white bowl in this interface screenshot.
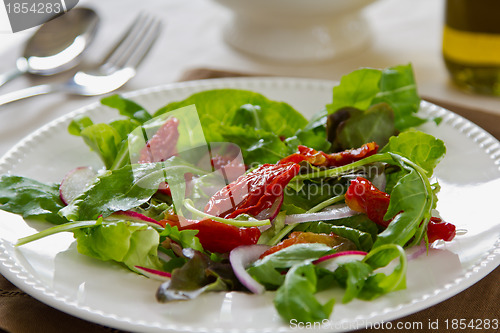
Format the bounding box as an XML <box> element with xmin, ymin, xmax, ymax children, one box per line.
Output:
<box><xmin>213</xmin><ymin>0</ymin><xmax>378</xmax><ymax>62</ymax></box>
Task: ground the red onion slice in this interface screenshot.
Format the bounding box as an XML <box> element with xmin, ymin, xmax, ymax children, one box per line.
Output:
<box><xmin>313</xmin><ymin>251</ymin><xmax>368</xmax><ymax>272</ymax></box>
<box><xmin>135</xmin><ymin>266</ymin><xmax>172</xmax><ymax>281</ymax></box>
<box><xmin>284</xmin><ymin>204</ymin><xmax>359</xmax><ymax>225</ymax></box>
<box><xmin>229</xmin><ymin>244</ymin><xmax>270</xmax><ymax>294</ymax></box>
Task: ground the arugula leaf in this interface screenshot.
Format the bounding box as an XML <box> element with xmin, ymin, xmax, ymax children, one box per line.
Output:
<box><xmin>247</xmin><ymin>243</ymin><xmax>333</xmax><ymax>289</ymax></box>
<box><xmin>74</xmin><ymin>220</ymin><xmax>163</xmax><ymax>271</ymax></box>
<box><xmin>330</xmin><ymin>244</ymin><xmax>406</xmax><ymax>303</ymax></box>
<box><xmin>283</xmin><ymin>178</ymin><xmax>351</xmax><ymax>213</ymax></box>
<box><xmin>303</xmin><ymin>222</ymin><xmax>374</xmax><ymax>252</ymax></box>
<box><xmin>360</xmin><ymin>244</ymin><xmax>407</xmax><ymax>299</ymax></box>
<box><xmin>60</xmin><ymin>158</ymin><xmax>204</xmax><ymax>221</ymax></box>
<box><xmin>376</xmin><ymin>157</ymin><xmax>433</xmax><ymax>248</ymax></box>
<box><xmin>274</xmin><ymin>262</ymin><xmax>335</xmax><ymax>323</ymax></box>
<box><xmin>292</xmin><ymin>149</ymin><xmax>438</xmax><ymax>250</ymax></box>
<box><xmin>0</xmin><ymin>174</ymin><xmax>67</xmax><ymax>224</ymax></box>
<box><xmin>101</xmin><ymin>95</ymin><xmax>152</xmax><ymax>124</ymax></box>
<box><xmin>333</xmin><ymin>260</ymin><xmax>373</xmax><ymax>303</ymax></box>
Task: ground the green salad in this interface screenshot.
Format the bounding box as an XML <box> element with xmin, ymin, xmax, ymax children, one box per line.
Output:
<box><xmin>0</xmin><ymin>64</ymin><xmax>456</xmax><ymax>324</ymax></box>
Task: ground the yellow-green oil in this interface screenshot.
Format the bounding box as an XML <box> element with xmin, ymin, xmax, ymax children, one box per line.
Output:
<box><xmin>443</xmin><ymin>0</ymin><xmax>500</xmax><ymax>95</ymax></box>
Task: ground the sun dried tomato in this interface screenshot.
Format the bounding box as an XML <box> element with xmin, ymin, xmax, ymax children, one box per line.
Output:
<box><xmin>345</xmin><ymin>177</ymin><xmax>391</xmax><ymax>227</ymax></box>
<box><xmin>426</xmin><ymin>217</ymin><xmax>456</xmax><ymax>243</ymax></box>
<box><xmin>204</xmin><ymin>162</ymin><xmax>300</xmax><ymax>219</ymax></box>
<box><xmin>162</xmin><ymin>218</ymin><xmax>260</xmax><ymax>253</ymax></box>
<box><xmin>345</xmin><ymin>177</ymin><xmax>456</xmax><ymax>243</ymax></box>
<box><xmin>279</xmin><ymin>143</ymin><xmax>378</xmax><ymax>167</ymax></box>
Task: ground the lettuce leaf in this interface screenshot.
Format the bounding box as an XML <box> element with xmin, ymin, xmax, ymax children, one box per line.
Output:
<box><xmin>328</xmin><ymin>103</ymin><xmax>396</xmax><ymax>151</ymax></box>
<box><xmin>327</xmin><ymin>64</ymin><xmax>424</xmax><ymax>132</ymax></box>
<box><xmin>153</xmin><ymin>89</ymin><xmax>309</xmax><ymax>165</ymax></box>
<box><xmin>381</xmin><ymin>129</ymin><xmax>446</xmax><ymax>176</ymax></box>
<box><xmin>154</xmin><ymin>89</ymin><xmax>307</xmax><ymax>141</ymax></box>
<box><xmin>285</xmin><ymin>108</ymin><xmax>331</xmax><ymax>152</ymax></box>
<box><xmin>74</xmin><ymin>220</ymin><xmax>162</xmax><ymax>270</ymax></box>
<box><xmin>68</xmin><ymin>114</ymin><xmax>139</xmax><ymax>170</ymax></box>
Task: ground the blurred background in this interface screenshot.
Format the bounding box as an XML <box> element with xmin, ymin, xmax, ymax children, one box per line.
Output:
<box><xmin>0</xmin><ymin>0</ymin><xmax>499</xmax><ymax>156</ymax></box>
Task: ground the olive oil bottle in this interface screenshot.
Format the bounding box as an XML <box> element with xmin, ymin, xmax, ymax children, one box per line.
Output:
<box><xmin>443</xmin><ymin>0</ymin><xmax>500</xmax><ymax>95</ymax></box>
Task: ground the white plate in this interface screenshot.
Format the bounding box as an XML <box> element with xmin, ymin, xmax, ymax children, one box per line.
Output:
<box><xmin>0</xmin><ymin>77</ymin><xmax>499</xmax><ymax>333</ymax></box>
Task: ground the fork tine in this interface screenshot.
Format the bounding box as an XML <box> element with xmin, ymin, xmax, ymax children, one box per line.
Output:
<box><xmin>100</xmin><ymin>13</ymin><xmax>161</xmax><ymax>71</ymax></box>
<box><xmin>99</xmin><ymin>13</ymin><xmax>146</xmax><ymax>67</ymax></box>
<box><xmin>121</xmin><ymin>17</ymin><xmax>162</xmax><ymax>69</ymax></box>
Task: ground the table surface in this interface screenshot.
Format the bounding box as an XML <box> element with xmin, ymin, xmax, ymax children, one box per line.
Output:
<box><xmin>0</xmin><ymin>0</ymin><xmax>499</xmax><ymax>332</ymax></box>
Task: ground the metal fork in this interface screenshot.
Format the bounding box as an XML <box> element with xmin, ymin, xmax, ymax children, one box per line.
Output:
<box><xmin>0</xmin><ymin>13</ymin><xmax>162</xmax><ymax>107</ymax></box>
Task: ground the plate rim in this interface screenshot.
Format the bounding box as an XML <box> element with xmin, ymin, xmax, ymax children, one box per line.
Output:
<box><xmin>0</xmin><ymin>76</ymin><xmax>499</xmax><ymax>333</ymax></box>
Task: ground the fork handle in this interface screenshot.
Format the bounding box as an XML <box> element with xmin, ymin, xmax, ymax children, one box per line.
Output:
<box><xmin>0</xmin><ymin>84</ymin><xmax>61</xmax><ymax>107</ymax></box>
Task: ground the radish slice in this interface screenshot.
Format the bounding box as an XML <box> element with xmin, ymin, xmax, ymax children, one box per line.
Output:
<box><xmin>107</xmin><ymin>210</ymin><xmax>164</xmax><ymax>228</ymax></box>
<box><xmin>59</xmin><ymin>166</ymin><xmax>97</xmax><ymax>205</ymax></box>
<box><xmin>255</xmin><ymin>195</ymin><xmax>283</xmax><ymax>221</ymax></box>
<box><xmin>229</xmin><ymin>244</ymin><xmax>270</xmax><ymax>294</ymax></box>
<box><xmin>313</xmin><ymin>251</ymin><xmax>368</xmax><ymax>272</ymax></box>
<box><xmin>135</xmin><ymin>266</ymin><xmax>172</xmax><ymax>281</ymax></box>
<box><xmin>284</xmin><ymin>204</ymin><xmax>359</xmax><ymax>225</ymax></box>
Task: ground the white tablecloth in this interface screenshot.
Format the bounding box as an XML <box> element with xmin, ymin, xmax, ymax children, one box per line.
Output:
<box><xmin>0</xmin><ymin>0</ymin><xmax>499</xmax><ymax>157</ymax></box>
